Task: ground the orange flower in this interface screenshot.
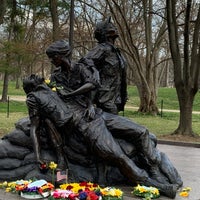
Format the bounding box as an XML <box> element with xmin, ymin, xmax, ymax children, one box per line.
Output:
<box><xmin>179</xmin><ymin>191</ymin><xmax>189</xmax><ymax>197</ymax></box>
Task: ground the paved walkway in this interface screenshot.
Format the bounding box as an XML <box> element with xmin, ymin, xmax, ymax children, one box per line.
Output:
<box><xmin>0</xmin><ymin>143</ymin><xmax>199</xmax><ymax>200</ymax></box>
<box><xmin>123</xmin><ymin>143</ymin><xmax>200</xmax><ymax>200</ymax></box>
<box><xmin>125</xmin><ymin>106</ymin><xmax>200</xmax><ymax>114</ymax></box>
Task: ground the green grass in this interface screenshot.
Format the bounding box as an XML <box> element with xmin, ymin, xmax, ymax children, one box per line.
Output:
<box><xmin>0</xmin><ymin>101</ymin><xmax>27</xmax><ymax>113</ymax></box>
<box><xmin>122</xmin><ymin>86</ymin><xmax>200</xmax><ymax>137</ymax></box>
<box><xmin>1</xmin><ymin>81</ymin><xmax>200</xmax><ymax>137</ymax></box>
<box><xmin>0</xmin><ymin>81</ymin><xmax>28</xmax><ymax>136</ymax></box>
<box><xmin>0</xmin><ymin>80</ymin><xmax>25</xmax><ymax>96</ymax></box>
<box><xmin>121</xmin><ymin>110</ymin><xmax>200</xmax><ymax>136</ymax></box>
<box><xmin>0</xmin><ymin>100</ymin><xmax>28</xmax><ymax>136</ymax></box>
<box><xmin>0</xmin><ymin>112</ymin><xmax>28</xmax><ymax>135</ymax></box>
<box><xmin>127</xmin><ymin>86</ymin><xmax>200</xmax><ymax>111</ymax></box>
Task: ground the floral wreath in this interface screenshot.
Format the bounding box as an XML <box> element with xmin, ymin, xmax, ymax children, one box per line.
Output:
<box><xmin>132</xmin><ymin>184</ymin><xmax>160</xmax><ymax>199</ymax></box>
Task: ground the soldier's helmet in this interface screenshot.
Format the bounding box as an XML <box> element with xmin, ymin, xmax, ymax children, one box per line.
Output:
<box><xmin>46</xmin><ymin>40</ymin><xmax>71</xmax><ymax>58</ymax></box>
<box><xmin>94</xmin><ymin>17</ymin><xmax>119</xmax><ymax>43</ymax></box>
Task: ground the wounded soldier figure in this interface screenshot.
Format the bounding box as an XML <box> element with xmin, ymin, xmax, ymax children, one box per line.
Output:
<box><xmin>23</xmin><ymin>73</ymin><xmax>182</xmax><ymax>198</ymax></box>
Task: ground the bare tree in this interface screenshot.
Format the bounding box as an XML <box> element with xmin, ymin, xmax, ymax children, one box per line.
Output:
<box><xmin>49</xmin><ymin>0</ymin><xmax>60</xmax><ymax>41</ymax></box>
<box><xmin>166</xmin><ymin>0</ymin><xmax>200</xmax><ymax>136</ymax></box>
<box><xmin>0</xmin><ymin>0</ymin><xmax>7</xmax><ymax>24</ymax></box>
<box><xmin>0</xmin><ymin>0</ymin><xmax>17</xmax><ymax>102</ymax></box>
<box><xmin>105</xmin><ymin>0</ymin><xmax>168</xmax><ymax>114</ymax></box>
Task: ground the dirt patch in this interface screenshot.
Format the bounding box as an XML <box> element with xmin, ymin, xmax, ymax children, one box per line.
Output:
<box><xmin>158</xmin><ymin>134</ymin><xmax>200</xmax><ymax>144</ymax></box>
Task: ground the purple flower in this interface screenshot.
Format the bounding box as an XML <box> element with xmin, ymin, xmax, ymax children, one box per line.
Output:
<box><xmin>79</xmin><ymin>191</ymin><xmax>87</xmax><ymax>200</ymax></box>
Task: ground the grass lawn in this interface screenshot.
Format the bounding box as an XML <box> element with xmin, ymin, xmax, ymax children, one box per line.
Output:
<box><xmin>122</xmin><ymin>110</ymin><xmax>200</xmax><ymax>136</ymax></box>
<box><xmin>127</xmin><ymin>85</ymin><xmax>200</xmax><ymax>111</ymax></box>
<box><xmin>0</xmin><ymin>112</ymin><xmax>28</xmax><ymax>136</ymax></box>
<box><xmin>0</xmin><ymin>80</ymin><xmax>25</xmax><ymax>96</ymax></box>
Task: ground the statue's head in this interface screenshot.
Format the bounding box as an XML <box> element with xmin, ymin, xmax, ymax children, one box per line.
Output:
<box><xmin>46</xmin><ymin>40</ymin><xmax>71</xmax><ymax>58</ymax></box>
<box><xmin>23</xmin><ymin>74</ymin><xmax>44</xmax><ymax>94</ymax></box>
<box><xmin>94</xmin><ymin>17</ymin><xmax>119</xmax><ymax>43</ymax></box>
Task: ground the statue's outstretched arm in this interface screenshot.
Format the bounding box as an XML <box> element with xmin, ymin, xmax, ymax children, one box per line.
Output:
<box><xmin>58</xmin><ymin>82</ymin><xmax>95</xmax><ymax>98</ymax></box>
<box><xmin>30</xmin><ymin>115</ymin><xmax>44</xmax><ymax>165</ymax></box>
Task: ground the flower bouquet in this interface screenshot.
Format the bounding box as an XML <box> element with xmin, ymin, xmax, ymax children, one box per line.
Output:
<box><xmin>49</xmin><ymin>182</ymin><xmax>101</xmax><ymax>200</ymax></box>
<box><xmin>0</xmin><ymin>180</ymin><xmax>19</xmax><ymax>193</ymax></box>
<box><xmin>101</xmin><ymin>187</ymin><xmax>123</xmax><ymax>200</ymax></box>
<box><xmin>45</xmin><ymin>80</ymin><xmax>63</xmax><ymax>91</ymax></box>
<box><xmin>132</xmin><ymin>184</ymin><xmax>160</xmax><ymax>199</ymax></box>
<box><xmin>16</xmin><ymin>179</ymin><xmax>54</xmax><ymax>199</ymax></box>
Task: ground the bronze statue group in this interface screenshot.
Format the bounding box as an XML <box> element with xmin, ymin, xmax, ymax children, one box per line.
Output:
<box><xmin>0</xmin><ymin>18</ymin><xmax>183</xmax><ymax>199</ymax></box>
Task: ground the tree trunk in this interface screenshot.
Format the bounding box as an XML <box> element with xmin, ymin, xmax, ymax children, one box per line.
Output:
<box><xmin>0</xmin><ymin>0</ymin><xmax>6</xmax><ymax>24</ymax></box>
<box><xmin>49</xmin><ymin>0</ymin><xmax>60</xmax><ymax>73</ymax></box>
<box><xmin>166</xmin><ymin>0</ymin><xmax>200</xmax><ymax>136</ymax></box>
<box><xmin>138</xmin><ymin>81</ymin><xmax>159</xmax><ymax>115</ymax></box>
<box><xmin>0</xmin><ymin>72</ymin><xmax>9</xmax><ymax>102</ymax></box>
<box><xmin>173</xmin><ymin>86</ymin><xmax>195</xmax><ymax>136</ymax></box>
<box><xmin>15</xmin><ymin>77</ymin><xmax>20</xmax><ymax>89</ymax></box>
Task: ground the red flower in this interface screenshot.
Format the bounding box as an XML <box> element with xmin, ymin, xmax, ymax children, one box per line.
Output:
<box><xmin>39</xmin><ymin>163</ymin><xmax>49</xmax><ymax>173</ymax></box>
<box><xmin>66</xmin><ymin>185</ymin><xmax>73</xmax><ymax>190</ymax></box>
<box><xmin>38</xmin><ymin>188</ymin><xmax>43</xmax><ymax>194</ymax></box>
<box><xmin>84</xmin><ymin>188</ymin><xmax>90</xmax><ymax>192</ymax></box>
<box><xmin>86</xmin><ymin>191</ymin><xmax>99</xmax><ymax>200</ymax></box>
<box><xmin>93</xmin><ymin>184</ymin><xmax>98</xmax><ymax>187</ymax></box>
<box><xmin>79</xmin><ymin>182</ymin><xmax>88</xmax><ymax>187</ymax></box>
<box><xmin>68</xmin><ymin>193</ymin><xmax>78</xmax><ymax>200</ymax></box>
<box><xmin>40</xmin><ymin>163</ymin><xmax>47</xmax><ymax>169</ymax></box>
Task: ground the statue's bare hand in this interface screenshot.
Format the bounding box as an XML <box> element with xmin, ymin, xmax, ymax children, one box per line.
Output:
<box><xmin>38</xmin><ymin>159</ymin><xmax>44</xmax><ymax>165</ymax></box>
<box><xmin>84</xmin><ymin>105</ymin><xmax>96</xmax><ymax>120</ymax></box>
<box><xmin>57</xmin><ymin>89</ymin><xmax>72</xmax><ymax>100</ymax></box>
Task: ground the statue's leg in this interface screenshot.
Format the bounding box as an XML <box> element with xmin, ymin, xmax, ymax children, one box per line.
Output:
<box><xmin>83</xmin><ymin>118</ymin><xmax>148</xmax><ymax>183</ymax></box>
<box><xmin>84</xmin><ymin>117</ymin><xmax>178</xmax><ymax>198</ymax></box>
<box><xmin>159</xmin><ymin>152</ymin><xmax>183</xmax><ymax>188</ymax></box>
<box><xmin>102</xmin><ymin>112</ymin><xmax>161</xmax><ymax>165</ymax></box>
<box><xmin>95</xmin><ymin>161</ymin><xmax>108</xmax><ymax>186</ymax></box>
<box><xmin>45</xmin><ymin>119</ymin><xmax>67</xmax><ymax>170</ymax></box>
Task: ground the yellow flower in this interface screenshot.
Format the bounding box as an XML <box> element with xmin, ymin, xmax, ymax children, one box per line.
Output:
<box><xmin>152</xmin><ymin>188</ymin><xmax>159</xmax><ymax>195</ymax></box>
<box><xmin>45</xmin><ymin>79</ymin><xmax>50</xmax><ymax>84</ymax></box>
<box><xmin>72</xmin><ymin>183</ymin><xmax>82</xmax><ymax>193</ymax></box>
<box><xmin>139</xmin><ymin>186</ymin><xmax>147</xmax><ymax>193</ymax></box>
<box><xmin>5</xmin><ymin>187</ymin><xmax>11</xmax><ymax>192</ymax></box>
<box><xmin>2</xmin><ymin>181</ymin><xmax>8</xmax><ymax>187</ymax></box>
<box><xmin>179</xmin><ymin>191</ymin><xmax>189</xmax><ymax>197</ymax></box>
<box><xmin>60</xmin><ymin>183</ymin><xmax>67</xmax><ymax>190</ymax></box>
<box><xmin>101</xmin><ymin>187</ymin><xmax>123</xmax><ymax>197</ymax></box>
<box><xmin>182</xmin><ymin>187</ymin><xmax>192</xmax><ymax>192</ymax></box>
<box><xmin>49</xmin><ymin>161</ymin><xmax>57</xmax><ymax>170</ymax></box>
<box><xmin>114</xmin><ymin>189</ymin><xmax>123</xmax><ymax>197</ymax></box>
<box><xmin>60</xmin><ymin>183</ymin><xmax>82</xmax><ymax>193</ymax></box>
<box><xmin>8</xmin><ymin>181</ymin><xmax>16</xmax><ymax>188</ymax></box>
<box><xmin>59</xmin><ymin>182</ymin><xmax>102</xmax><ymax>196</ymax></box>
<box><xmin>135</xmin><ymin>184</ymin><xmax>147</xmax><ymax>193</ymax></box>
<box><xmin>132</xmin><ymin>184</ymin><xmax>160</xmax><ymax>199</ymax></box>
<box><xmin>52</xmin><ymin>87</ymin><xmax>57</xmax><ymax>91</ymax></box>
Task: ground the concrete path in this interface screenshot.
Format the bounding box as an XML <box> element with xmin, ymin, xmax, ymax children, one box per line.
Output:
<box><xmin>125</xmin><ymin>105</ymin><xmax>200</xmax><ymax>114</ymax></box>
<box><xmin>157</xmin><ymin>143</ymin><xmax>200</xmax><ymax>200</ymax></box>
<box><xmin>0</xmin><ymin>143</ymin><xmax>200</xmax><ymax>200</ymax></box>
<box><xmin>122</xmin><ymin>143</ymin><xmax>200</xmax><ymax>200</ymax></box>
